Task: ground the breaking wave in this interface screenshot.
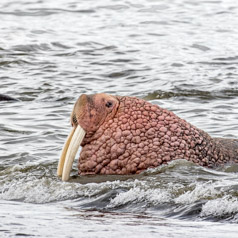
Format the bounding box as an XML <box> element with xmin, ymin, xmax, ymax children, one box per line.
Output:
<box><xmin>1</xmin><ymin>159</ymin><xmax>238</xmax><ymax>223</ymax></box>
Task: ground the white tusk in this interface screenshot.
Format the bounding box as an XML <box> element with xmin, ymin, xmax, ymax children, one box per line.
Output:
<box><xmin>62</xmin><ymin>125</ymin><xmax>86</xmax><ymax>181</ymax></box>
<box><xmin>57</xmin><ymin>127</ymin><xmax>76</xmax><ymax>176</ymax></box>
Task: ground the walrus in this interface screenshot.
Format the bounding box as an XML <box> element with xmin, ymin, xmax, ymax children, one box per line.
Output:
<box><xmin>57</xmin><ymin>93</ymin><xmax>238</xmax><ymax>181</ymax></box>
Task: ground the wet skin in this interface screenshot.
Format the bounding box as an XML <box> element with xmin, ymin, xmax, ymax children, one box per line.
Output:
<box><xmin>64</xmin><ymin>93</ymin><xmax>238</xmax><ymax>176</ymax></box>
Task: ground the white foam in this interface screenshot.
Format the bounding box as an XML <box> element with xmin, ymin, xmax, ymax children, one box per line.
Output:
<box><xmin>0</xmin><ymin>161</ymin><xmax>37</xmax><ymax>175</ymax></box>
<box><xmin>0</xmin><ymin>174</ymin><xmax>123</xmax><ymax>204</ymax></box>
<box><xmin>201</xmin><ymin>196</ymin><xmax>238</xmax><ymax>217</ymax></box>
<box><xmin>174</xmin><ymin>182</ymin><xmax>221</xmax><ymax>205</ymax></box>
<box><xmin>107</xmin><ymin>186</ymin><xmax>172</xmax><ymax>208</ymax></box>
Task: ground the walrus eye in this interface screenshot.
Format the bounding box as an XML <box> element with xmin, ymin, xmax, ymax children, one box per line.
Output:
<box><xmin>105</xmin><ymin>101</ymin><xmax>113</xmax><ymax>108</ymax></box>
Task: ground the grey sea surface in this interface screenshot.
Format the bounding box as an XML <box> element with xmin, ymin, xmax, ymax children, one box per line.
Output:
<box><xmin>1</xmin><ymin>0</ymin><xmax>238</xmax><ymax>237</ymax></box>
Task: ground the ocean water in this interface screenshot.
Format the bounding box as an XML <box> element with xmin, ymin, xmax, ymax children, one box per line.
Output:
<box><xmin>1</xmin><ymin>0</ymin><xmax>238</xmax><ymax>237</ymax></box>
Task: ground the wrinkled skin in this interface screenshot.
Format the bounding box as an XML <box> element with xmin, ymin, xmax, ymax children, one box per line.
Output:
<box><xmin>71</xmin><ymin>93</ymin><xmax>238</xmax><ymax>175</ymax></box>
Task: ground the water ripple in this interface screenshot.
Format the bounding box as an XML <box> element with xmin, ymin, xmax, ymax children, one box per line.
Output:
<box><xmin>1</xmin><ymin>0</ymin><xmax>238</xmax><ymax>236</ymax></box>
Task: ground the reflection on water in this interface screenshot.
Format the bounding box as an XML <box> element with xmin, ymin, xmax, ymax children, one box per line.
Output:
<box><xmin>1</xmin><ymin>0</ymin><xmax>238</xmax><ymax>237</ymax></box>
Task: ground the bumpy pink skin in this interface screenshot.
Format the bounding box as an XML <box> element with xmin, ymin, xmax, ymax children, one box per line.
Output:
<box><xmin>71</xmin><ymin>94</ymin><xmax>238</xmax><ymax>175</ymax></box>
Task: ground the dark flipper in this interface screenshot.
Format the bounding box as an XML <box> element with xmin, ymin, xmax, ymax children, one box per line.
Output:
<box><xmin>0</xmin><ymin>94</ymin><xmax>19</xmax><ymax>101</ymax></box>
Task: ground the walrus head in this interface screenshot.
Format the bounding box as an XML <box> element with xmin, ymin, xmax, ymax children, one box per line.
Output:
<box><xmin>57</xmin><ymin>93</ymin><xmax>233</xmax><ymax>181</ymax></box>
<box><xmin>71</xmin><ymin>93</ymin><xmax>119</xmax><ymax>133</ymax></box>
<box><xmin>57</xmin><ymin>93</ymin><xmax>120</xmax><ymax>181</ymax></box>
